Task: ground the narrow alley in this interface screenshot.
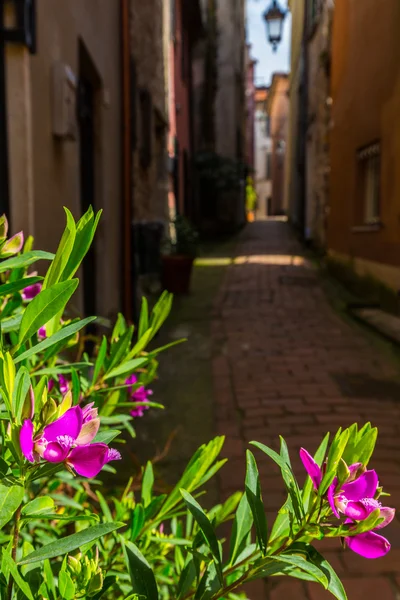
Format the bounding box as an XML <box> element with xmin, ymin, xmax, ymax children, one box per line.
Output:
<box><xmin>212</xmin><ymin>220</ymin><xmax>400</xmax><ymax>600</ymax></box>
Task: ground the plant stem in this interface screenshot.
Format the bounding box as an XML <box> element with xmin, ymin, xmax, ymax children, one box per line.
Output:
<box><xmin>7</xmin><ymin>503</ymin><xmax>22</xmax><ymax>600</ymax></box>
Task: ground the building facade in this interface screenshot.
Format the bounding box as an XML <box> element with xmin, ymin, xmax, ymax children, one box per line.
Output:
<box><xmin>327</xmin><ymin>0</ymin><xmax>400</xmax><ymax>290</ymax></box>
<box><xmin>284</xmin><ymin>0</ymin><xmax>306</xmax><ymax>227</ymax></box>
<box><xmin>245</xmin><ymin>44</ymin><xmax>256</xmax><ymax>173</ymax></box>
<box><xmin>4</xmin><ymin>0</ymin><xmax>123</xmax><ymax>319</ymax></box>
<box><xmin>254</xmin><ymin>86</ymin><xmax>272</xmax><ymax>218</ymax></box>
<box><xmin>267</xmin><ymin>73</ymin><xmax>289</xmax><ymax>215</ymax></box>
<box><xmin>304</xmin><ymin>0</ymin><xmax>334</xmax><ymax>246</ymax></box>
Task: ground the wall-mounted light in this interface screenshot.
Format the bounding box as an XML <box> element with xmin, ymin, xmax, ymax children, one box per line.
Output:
<box><xmin>263</xmin><ymin>0</ymin><xmax>287</xmax><ymax>53</ymax></box>
<box><xmin>3</xmin><ymin>0</ymin><xmax>36</xmax><ymax>54</ymax></box>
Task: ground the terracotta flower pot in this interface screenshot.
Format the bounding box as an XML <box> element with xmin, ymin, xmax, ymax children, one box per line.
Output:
<box><xmin>161</xmin><ymin>255</ymin><xmax>195</xmax><ymax>294</ymax></box>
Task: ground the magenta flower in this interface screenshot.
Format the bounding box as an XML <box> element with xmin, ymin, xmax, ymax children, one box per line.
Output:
<box><xmin>300</xmin><ymin>447</ymin><xmax>395</xmax><ymax>559</ymax></box>
<box><xmin>21</xmin><ymin>282</ymin><xmax>42</xmax><ymax>301</ymax></box>
<box><xmin>38</xmin><ymin>326</ymin><xmax>46</xmax><ymax>340</ymax></box>
<box><xmin>48</xmin><ymin>375</ymin><xmax>69</xmax><ymax>395</ymax></box>
<box><xmin>20</xmin><ymin>405</ymin><xmax>121</xmax><ymax>478</ymax></box>
<box><xmin>125</xmin><ymin>374</ymin><xmax>153</xmax><ymax>418</ymax></box>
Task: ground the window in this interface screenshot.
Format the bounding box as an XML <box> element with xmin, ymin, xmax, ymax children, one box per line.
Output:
<box><xmin>357</xmin><ymin>142</ymin><xmax>381</xmax><ymax>224</ymax></box>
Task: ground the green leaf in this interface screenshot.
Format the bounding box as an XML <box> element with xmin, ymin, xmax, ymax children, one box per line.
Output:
<box><xmin>138</xmin><ymin>297</ymin><xmax>149</xmax><ymax>340</ymax></box>
<box><xmin>18</xmin><ymin>279</ymin><xmax>78</xmax><ymax>345</ymax></box>
<box><xmin>160</xmin><ymin>437</ymin><xmax>225</xmax><ymax>517</ymax></box>
<box><xmin>180</xmin><ymin>489</ymin><xmax>223</xmax><ymax>582</ymax></box>
<box><xmin>320</xmin><ymin>430</ymin><xmax>350</xmax><ymax>495</ymax></box>
<box><xmin>245</xmin><ymin>451</ymin><xmax>268</xmax><ymax>556</ymax></box>
<box><xmin>21</xmin><ymin>496</ymin><xmax>55</xmax><ymax>516</ymax></box>
<box><xmin>62</xmin><ymin>207</ymin><xmax>102</xmax><ymax>281</ymax></box>
<box><xmin>93</xmin><ymin>429</ymin><xmax>121</xmax><ymax>445</ymax></box>
<box><xmin>2</xmin><ymin>551</ymin><xmax>34</xmax><ymax>600</ymax></box>
<box><xmin>355</xmin><ymin>426</ymin><xmax>377</xmax><ymax>467</ymax></box>
<box><xmin>0</xmin><ymin>251</ymin><xmax>54</xmax><ymax>274</ymax></box>
<box><xmin>229</xmin><ymin>494</ymin><xmax>254</xmax><ymax>566</ymax></box>
<box><xmin>131</xmin><ymin>504</ymin><xmax>145</xmax><ymax>542</ymax></box>
<box><xmin>283</xmin><ymin>543</ymin><xmax>347</xmax><ymax>600</ymax></box>
<box><xmin>59</xmin><ymin>568</ymin><xmax>76</xmax><ymax>600</ymax></box>
<box><xmin>92</xmin><ymin>336</ymin><xmax>107</xmax><ymax>384</ymax></box>
<box><xmin>103</xmin><ymin>357</ymin><xmax>148</xmax><ymax>381</ymax></box>
<box><xmin>0</xmin><ymin>276</ymin><xmax>43</xmax><ymax>298</ymax></box>
<box><xmin>12</xmin><ymin>366</ymin><xmax>30</xmax><ymax>423</ymax></box>
<box><xmin>14</xmin><ymin>317</ymin><xmax>96</xmax><ymax>363</ymax></box>
<box><xmin>0</xmin><ymin>484</ymin><xmax>24</xmax><ymax>529</ymax></box>
<box><xmin>177</xmin><ymin>559</ymin><xmax>197</xmax><ymax>599</ymax></box>
<box><xmin>43</xmin><ymin>208</ymin><xmax>76</xmax><ymax>289</ymax></box>
<box><xmin>142</xmin><ymin>462</ymin><xmax>154</xmax><ymax>508</ymax></box>
<box><xmin>124</xmin><ymin>540</ymin><xmax>159</xmax><ymax>600</ymax></box>
<box><xmin>18</xmin><ymin>522</ymin><xmax>124</xmax><ymax>565</ymax></box>
<box><xmin>107</xmin><ymin>326</ymin><xmax>134</xmax><ymax>373</ymax></box>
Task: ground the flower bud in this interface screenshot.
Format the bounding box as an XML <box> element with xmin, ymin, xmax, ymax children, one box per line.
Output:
<box><xmin>68</xmin><ymin>555</ymin><xmax>81</xmax><ymax>576</ymax></box>
<box><xmin>88</xmin><ymin>570</ymin><xmax>104</xmax><ymax>597</ymax></box>
<box><xmin>41</xmin><ymin>398</ymin><xmax>58</xmax><ymax>424</ymax></box>
<box><xmin>0</xmin><ymin>215</ymin><xmax>8</xmax><ymax>239</ymax></box>
<box><xmin>1</xmin><ymin>231</ymin><xmax>24</xmax><ymax>257</ymax></box>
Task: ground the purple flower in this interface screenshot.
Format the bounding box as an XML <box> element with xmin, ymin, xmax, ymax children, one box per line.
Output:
<box><xmin>21</xmin><ymin>282</ymin><xmax>42</xmax><ymax>301</ymax></box>
<box><xmin>48</xmin><ymin>375</ymin><xmax>69</xmax><ymax>395</ymax></box>
<box><xmin>20</xmin><ymin>405</ymin><xmax>121</xmax><ymax>478</ymax></box>
<box><xmin>125</xmin><ymin>374</ymin><xmax>153</xmax><ymax>418</ymax></box>
<box><xmin>300</xmin><ymin>448</ymin><xmax>322</xmax><ymax>490</ymax></box>
<box><xmin>300</xmin><ymin>447</ymin><xmax>395</xmax><ymax>559</ymax></box>
<box><xmin>38</xmin><ymin>326</ymin><xmax>46</xmax><ymax>340</ymax></box>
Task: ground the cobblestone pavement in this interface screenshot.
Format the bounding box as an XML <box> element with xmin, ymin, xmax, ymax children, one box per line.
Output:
<box><xmin>212</xmin><ymin>220</ymin><xmax>400</xmax><ymax>600</ymax></box>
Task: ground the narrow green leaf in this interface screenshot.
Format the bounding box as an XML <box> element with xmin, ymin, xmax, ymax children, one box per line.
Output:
<box><xmin>12</xmin><ymin>366</ymin><xmax>30</xmax><ymax>423</ymax></box>
<box><xmin>142</xmin><ymin>462</ymin><xmax>154</xmax><ymax>508</ymax></box>
<box><xmin>180</xmin><ymin>489</ymin><xmax>223</xmax><ymax>582</ymax></box>
<box><xmin>124</xmin><ymin>540</ymin><xmax>159</xmax><ymax>600</ymax></box>
<box><xmin>320</xmin><ymin>430</ymin><xmax>350</xmax><ymax>495</ymax></box>
<box><xmin>2</xmin><ymin>551</ymin><xmax>34</xmax><ymax>600</ymax></box>
<box><xmin>62</xmin><ymin>208</ymin><xmax>102</xmax><ymax>281</ymax></box>
<box><xmin>18</xmin><ymin>280</ymin><xmax>78</xmax><ymax>345</ymax></box>
<box><xmin>284</xmin><ymin>543</ymin><xmax>347</xmax><ymax>600</ymax></box>
<box><xmin>92</xmin><ymin>336</ymin><xmax>107</xmax><ymax>384</ymax></box>
<box><xmin>59</xmin><ymin>568</ymin><xmax>76</xmax><ymax>600</ymax></box>
<box><xmin>14</xmin><ymin>317</ymin><xmax>96</xmax><ymax>363</ymax></box>
<box><xmin>18</xmin><ymin>522</ymin><xmax>124</xmax><ymax>565</ymax></box>
<box><xmin>131</xmin><ymin>504</ymin><xmax>145</xmax><ymax>542</ymax></box>
<box><xmin>0</xmin><ymin>276</ymin><xmax>43</xmax><ymax>298</ymax></box>
<box><xmin>43</xmin><ymin>208</ymin><xmax>76</xmax><ymax>289</ymax></box>
<box><xmin>0</xmin><ymin>251</ymin><xmax>54</xmax><ymax>274</ymax></box>
<box><xmin>229</xmin><ymin>494</ymin><xmax>254</xmax><ymax>565</ymax></box>
<box><xmin>21</xmin><ymin>496</ymin><xmax>55</xmax><ymax>516</ymax></box>
<box><xmin>0</xmin><ymin>484</ymin><xmax>24</xmax><ymax>529</ymax></box>
<box><xmin>93</xmin><ymin>429</ymin><xmax>121</xmax><ymax>445</ymax></box>
<box><xmin>103</xmin><ymin>357</ymin><xmax>148</xmax><ymax>381</ymax></box>
<box><xmin>177</xmin><ymin>559</ymin><xmax>196</xmax><ymax>599</ymax></box>
<box><xmin>245</xmin><ymin>451</ymin><xmax>268</xmax><ymax>555</ymax></box>
<box><xmin>138</xmin><ymin>297</ymin><xmax>149</xmax><ymax>340</ymax></box>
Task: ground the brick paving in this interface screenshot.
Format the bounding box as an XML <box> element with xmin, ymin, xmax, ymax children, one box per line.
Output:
<box><xmin>211</xmin><ymin>220</ymin><xmax>400</xmax><ymax>599</ymax></box>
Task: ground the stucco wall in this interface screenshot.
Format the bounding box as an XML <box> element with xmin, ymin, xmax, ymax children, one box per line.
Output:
<box><xmin>328</xmin><ymin>0</ymin><xmax>400</xmax><ymax>276</ymax></box>
<box><xmin>6</xmin><ymin>0</ymin><xmax>122</xmax><ymax>317</ymax></box>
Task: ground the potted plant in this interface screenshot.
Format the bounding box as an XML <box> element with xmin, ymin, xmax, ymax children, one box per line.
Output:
<box><xmin>161</xmin><ymin>215</ymin><xmax>199</xmax><ymax>294</ymax></box>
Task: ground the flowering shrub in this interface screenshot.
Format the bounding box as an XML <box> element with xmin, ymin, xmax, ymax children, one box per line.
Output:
<box><xmin>0</xmin><ymin>209</ymin><xmax>393</xmax><ymax>599</ymax></box>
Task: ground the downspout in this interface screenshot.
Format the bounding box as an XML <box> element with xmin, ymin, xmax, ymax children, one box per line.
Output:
<box><xmin>121</xmin><ymin>0</ymin><xmax>135</xmax><ymax>321</ymax></box>
<box><xmin>0</xmin><ymin>0</ymin><xmax>10</xmax><ymax>218</ymax></box>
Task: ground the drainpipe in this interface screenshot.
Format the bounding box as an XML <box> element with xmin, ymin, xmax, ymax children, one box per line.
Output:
<box><xmin>0</xmin><ymin>0</ymin><xmax>10</xmax><ymax>218</ymax></box>
<box><xmin>120</xmin><ymin>0</ymin><xmax>136</xmax><ymax>321</ymax></box>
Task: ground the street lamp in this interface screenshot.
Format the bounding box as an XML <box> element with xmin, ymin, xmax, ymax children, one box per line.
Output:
<box><xmin>263</xmin><ymin>0</ymin><xmax>287</xmax><ymax>52</ymax></box>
